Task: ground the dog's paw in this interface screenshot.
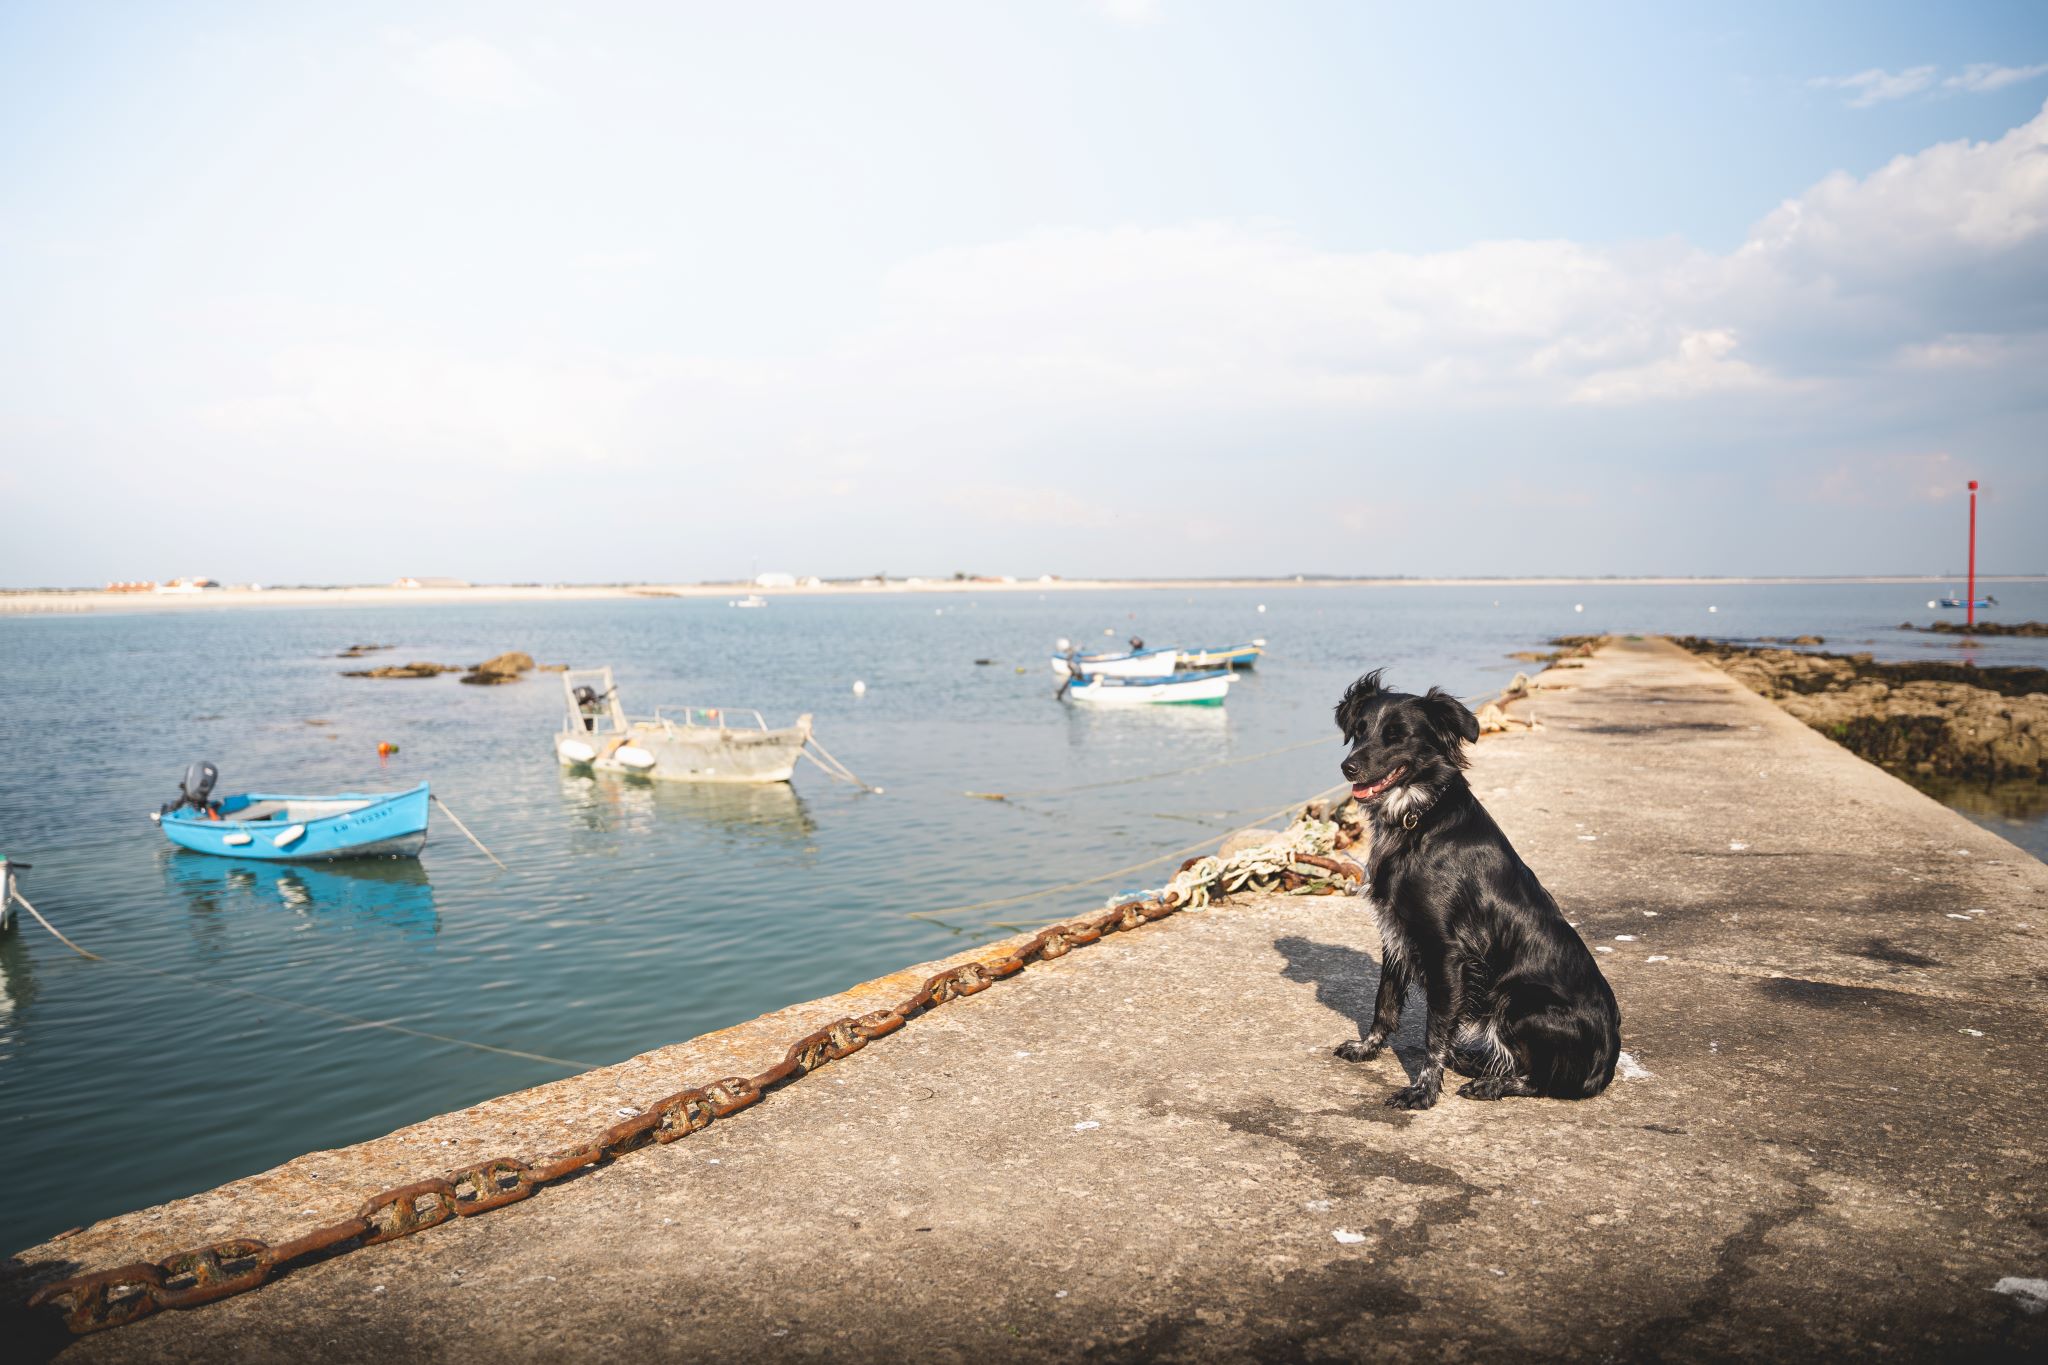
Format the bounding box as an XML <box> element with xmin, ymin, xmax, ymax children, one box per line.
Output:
<box><xmin>1334</xmin><ymin>1035</ymin><xmax>1386</xmax><ymax>1063</ymax></box>
<box><xmin>1457</xmin><ymin>1078</ymin><xmax>1506</xmax><ymax>1101</ymax></box>
<box><xmin>1385</xmin><ymin>1082</ymin><xmax>1439</xmax><ymax>1111</ymax></box>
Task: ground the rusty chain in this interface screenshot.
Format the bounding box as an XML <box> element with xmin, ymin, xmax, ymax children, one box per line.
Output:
<box><xmin>26</xmin><ymin>819</ymin><xmax>1361</xmax><ymax>1336</ymax></box>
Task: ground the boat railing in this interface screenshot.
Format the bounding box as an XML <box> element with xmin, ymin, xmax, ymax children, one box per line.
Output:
<box><xmin>652</xmin><ymin>706</ymin><xmax>771</xmax><ymax>733</ymax></box>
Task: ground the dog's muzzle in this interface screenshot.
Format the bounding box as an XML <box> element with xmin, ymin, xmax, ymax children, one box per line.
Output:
<box><xmin>1351</xmin><ymin>764</ymin><xmax>1407</xmax><ymax>802</ymax></box>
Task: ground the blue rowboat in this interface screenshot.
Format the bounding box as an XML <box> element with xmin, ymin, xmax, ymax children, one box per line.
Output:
<box><xmin>157</xmin><ymin>783</ymin><xmax>431</xmax><ymax>861</ymax></box>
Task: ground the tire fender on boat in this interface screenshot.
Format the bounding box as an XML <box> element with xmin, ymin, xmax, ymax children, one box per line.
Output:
<box><xmin>559</xmin><ymin>738</ymin><xmax>597</xmax><ymax>764</ymax></box>
<box><xmin>616</xmin><ymin>745</ymin><xmax>657</xmax><ymax>771</ymax></box>
<box><xmin>223</xmin><ymin>831</ymin><xmax>253</xmax><ymax>846</ymax></box>
<box><xmin>273</xmin><ymin>824</ymin><xmax>307</xmax><ymax>848</ymax></box>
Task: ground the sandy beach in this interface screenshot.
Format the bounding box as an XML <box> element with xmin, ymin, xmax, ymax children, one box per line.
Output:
<box><xmin>5</xmin><ymin>575</ymin><xmax>2044</xmax><ymax>615</ymax></box>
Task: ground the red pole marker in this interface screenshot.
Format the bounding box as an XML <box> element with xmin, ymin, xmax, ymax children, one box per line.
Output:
<box><xmin>1967</xmin><ymin>480</ymin><xmax>1978</xmax><ymax>628</ymax></box>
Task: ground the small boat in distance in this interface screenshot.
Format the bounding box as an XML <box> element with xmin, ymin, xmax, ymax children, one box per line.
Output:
<box><xmin>1177</xmin><ymin>640</ymin><xmax>1265</xmax><ymax>669</ymax></box>
<box><xmin>556</xmin><ymin>667</ymin><xmax>812</xmax><ymax>783</ymax></box>
<box><xmin>153</xmin><ymin>762</ymin><xmax>430</xmax><ymax>861</ymax></box>
<box><xmin>1065</xmin><ymin>670</ymin><xmax>1234</xmax><ymax>707</ymax></box>
<box><xmin>729</xmin><ymin>594</ymin><xmax>768</xmax><ymax>608</ymax></box>
<box><xmin>1049</xmin><ymin>646</ymin><xmax>1180</xmax><ymax>679</ymax></box>
<box><xmin>1932</xmin><ymin>592</ymin><xmax>1996</xmax><ymax>610</ymax></box>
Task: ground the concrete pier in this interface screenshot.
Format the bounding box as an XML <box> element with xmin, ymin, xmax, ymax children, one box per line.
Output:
<box><xmin>12</xmin><ymin>639</ymin><xmax>2048</xmax><ymax>1361</ymax></box>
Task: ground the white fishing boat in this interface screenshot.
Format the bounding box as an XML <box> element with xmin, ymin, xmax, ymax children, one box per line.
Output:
<box><xmin>556</xmin><ymin>668</ymin><xmax>812</xmax><ymax>783</ymax></box>
<box><xmin>729</xmin><ymin>594</ymin><xmax>768</xmax><ymax>609</ymax></box>
<box><xmin>1065</xmin><ymin>670</ymin><xmax>1234</xmax><ymax>707</ymax></box>
<box><xmin>1048</xmin><ymin>646</ymin><xmax>1180</xmax><ymax>679</ymax></box>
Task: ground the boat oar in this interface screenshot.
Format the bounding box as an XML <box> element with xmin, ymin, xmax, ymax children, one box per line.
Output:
<box><xmin>430</xmin><ymin>794</ymin><xmax>509</xmax><ymax>870</ymax></box>
<box><xmin>9</xmin><ymin>885</ymin><xmax>101</xmax><ymax>960</ymax></box>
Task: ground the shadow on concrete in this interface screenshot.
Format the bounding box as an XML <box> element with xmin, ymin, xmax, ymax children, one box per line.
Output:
<box><xmin>1273</xmin><ymin>935</ymin><xmax>1425</xmax><ymax>1080</ymax></box>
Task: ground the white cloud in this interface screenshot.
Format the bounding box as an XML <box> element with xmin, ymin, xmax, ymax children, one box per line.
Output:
<box><xmin>1812</xmin><ymin>61</ymin><xmax>2048</xmax><ymax>108</ymax></box>
<box><xmin>387</xmin><ymin>33</ymin><xmax>546</xmax><ymax>109</ymax></box>
<box><xmin>1569</xmin><ymin>329</ymin><xmax>1779</xmax><ymax>405</ymax></box>
<box><xmin>1946</xmin><ymin>62</ymin><xmax>2048</xmax><ymax>94</ymax></box>
<box><xmin>1810</xmin><ymin>66</ymin><xmax>1937</xmax><ymax>108</ymax></box>
<box><xmin>183</xmin><ymin>103</ymin><xmax>2048</xmax><ymax>508</ymax></box>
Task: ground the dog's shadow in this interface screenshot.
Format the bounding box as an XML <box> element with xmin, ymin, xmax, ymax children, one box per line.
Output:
<box><xmin>1275</xmin><ymin>934</ymin><xmax>1426</xmax><ymax>1081</ymax></box>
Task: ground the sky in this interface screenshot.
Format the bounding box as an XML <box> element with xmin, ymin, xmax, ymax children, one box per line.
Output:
<box><xmin>1</xmin><ymin>1</ymin><xmax>2045</xmax><ymax>587</ymax></box>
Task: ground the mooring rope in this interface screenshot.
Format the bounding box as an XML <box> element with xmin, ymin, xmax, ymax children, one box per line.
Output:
<box><xmin>964</xmin><ymin>734</ymin><xmax>1331</xmax><ymax>802</ymax></box>
<box><xmin>431</xmin><ymin>794</ymin><xmax>509</xmax><ymax>870</ymax></box>
<box><xmin>7</xmin><ymin>886</ymin><xmax>101</xmax><ymax>960</ymax></box>
<box><xmin>907</xmin><ymin>783</ymin><xmax>1350</xmax><ymax>923</ymax></box>
<box><xmin>802</xmin><ymin>737</ymin><xmax>883</xmax><ymax>794</ymax></box>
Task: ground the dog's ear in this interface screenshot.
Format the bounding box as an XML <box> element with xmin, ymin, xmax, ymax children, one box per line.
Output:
<box><xmin>1420</xmin><ymin>687</ymin><xmax>1479</xmax><ymax>757</ymax></box>
<box><xmin>1335</xmin><ymin>669</ymin><xmax>1385</xmax><ymax>739</ymax></box>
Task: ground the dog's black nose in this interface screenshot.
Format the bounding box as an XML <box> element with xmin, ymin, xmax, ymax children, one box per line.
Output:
<box><xmin>1340</xmin><ymin>752</ymin><xmax>1363</xmax><ymax>781</ymax></box>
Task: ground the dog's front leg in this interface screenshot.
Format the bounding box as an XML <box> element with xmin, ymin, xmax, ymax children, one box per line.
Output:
<box><xmin>1386</xmin><ymin>971</ymin><xmax>1460</xmax><ymax>1110</ymax></box>
<box><xmin>1336</xmin><ymin>942</ymin><xmax>1409</xmax><ymax>1062</ymax></box>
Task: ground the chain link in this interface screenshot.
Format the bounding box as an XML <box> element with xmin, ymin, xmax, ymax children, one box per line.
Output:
<box><xmin>23</xmin><ymin>824</ymin><xmax>1360</xmax><ymax>1336</ymax></box>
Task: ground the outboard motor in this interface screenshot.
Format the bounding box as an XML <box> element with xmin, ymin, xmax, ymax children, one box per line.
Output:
<box><xmin>163</xmin><ymin>761</ymin><xmax>220</xmax><ymax>816</ymax></box>
<box><xmin>573</xmin><ymin>685</ymin><xmax>601</xmax><ymax>731</ymax></box>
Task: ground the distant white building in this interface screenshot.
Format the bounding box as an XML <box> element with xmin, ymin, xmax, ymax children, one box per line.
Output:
<box><xmin>394</xmin><ymin>576</ymin><xmax>470</xmax><ymax>589</ymax></box>
<box><xmin>754</xmin><ymin>572</ymin><xmax>797</xmax><ymax>589</ymax></box>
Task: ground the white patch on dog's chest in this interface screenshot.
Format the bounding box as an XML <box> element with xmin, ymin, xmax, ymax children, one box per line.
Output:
<box><xmin>1378</xmin><ymin>785</ymin><xmax>1425</xmax><ymax>823</ymax></box>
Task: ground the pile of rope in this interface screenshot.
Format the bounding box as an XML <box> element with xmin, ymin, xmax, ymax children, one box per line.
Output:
<box><xmin>1133</xmin><ymin>799</ymin><xmax>1365</xmax><ymax>911</ymax></box>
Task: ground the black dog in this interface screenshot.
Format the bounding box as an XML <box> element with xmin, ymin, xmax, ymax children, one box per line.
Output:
<box><xmin>1333</xmin><ymin>670</ymin><xmax>1621</xmax><ymax>1109</ymax></box>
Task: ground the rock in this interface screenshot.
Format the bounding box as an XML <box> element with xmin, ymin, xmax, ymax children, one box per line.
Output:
<box><xmin>472</xmin><ymin>652</ymin><xmax>535</xmax><ymax>676</ymax></box>
<box><xmin>1923</xmin><ymin>620</ymin><xmax>2048</xmax><ymax>638</ymax></box>
<box><xmin>537</xmin><ymin>663</ymin><xmax>570</xmax><ymax>672</ymax></box>
<box><xmin>1504</xmin><ymin>672</ymin><xmax>1533</xmax><ymax>697</ymax></box>
<box><xmin>338</xmin><ymin>643</ymin><xmax>395</xmax><ymax>658</ymax></box>
<box><xmin>460</xmin><ymin>652</ymin><xmax>537</xmax><ymax>686</ymax></box>
<box><xmin>344</xmin><ymin>662</ymin><xmax>459</xmax><ymax>679</ymax></box>
<box><xmin>1792</xmin><ymin>635</ymin><xmax>1824</xmax><ymax>646</ymax></box>
<box><xmin>1672</xmin><ymin>636</ymin><xmax>2048</xmax><ymax>783</ymax></box>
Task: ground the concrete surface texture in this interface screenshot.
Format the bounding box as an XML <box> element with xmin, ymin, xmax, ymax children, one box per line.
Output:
<box><xmin>12</xmin><ymin>638</ymin><xmax>2048</xmax><ymax>1361</ymax></box>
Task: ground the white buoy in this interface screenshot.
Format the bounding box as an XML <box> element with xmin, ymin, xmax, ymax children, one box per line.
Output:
<box><xmin>852</xmin><ymin>680</ymin><xmax>867</xmax><ymax>696</ymax></box>
<box><xmin>1055</xmin><ymin>637</ymin><xmax>1071</xmax><ymax>652</ymax></box>
<box><xmin>1927</xmin><ymin>600</ymin><xmax>1938</xmax><ymax>609</ymax></box>
<box><xmin>1257</xmin><ymin>604</ymin><xmax>1267</xmax><ymax>613</ymax></box>
<box><xmin>1574</xmin><ymin>604</ymin><xmax>1584</xmax><ymax>613</ymax></box>
<box><xmin>1708</xmin><ymin>605</ymin><xmax>1718</xmax><ymax>614</ymax></box>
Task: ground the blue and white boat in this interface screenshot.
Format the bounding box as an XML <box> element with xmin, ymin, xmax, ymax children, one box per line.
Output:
<box><xmin>1065</xmin><ymin>670</ymin><xmax>1234</xmax><ymax>707</ymax></box>
<box><xmin>1176</xmin><ymin>641</ymin><xmax>1264</xmax><ymax>669</ymax></box>
<box><xmin>1049</xmin><ymin>646</ymin><xmax>1180</xmax><ymax>679</ymax></box>
<box><xmin>154</xmin><ymin>763</ymin><xmax>430</xmax><ymax>861</ymax></box>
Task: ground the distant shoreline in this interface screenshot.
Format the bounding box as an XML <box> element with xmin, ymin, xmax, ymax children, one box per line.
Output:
<box><xmin>2</xmin><ymin>574</ymin><xmax>2044</xmax><ymax>616</ymax></box>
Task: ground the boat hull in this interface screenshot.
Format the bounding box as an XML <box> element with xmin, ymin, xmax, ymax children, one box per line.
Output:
<box><xmin>1049</xmin><ymin>648</ymin><xmax>1180</xmax><ymax>679</ymax></box>
<box><xmin>1176</xmin><ymin>643</ymin><xmax>1263</xmax><ymax>669</ymax></box>
<box><xmin>1067</xmin><ymin>670</ymin><xmax>1234</xmax><ymax>706</ymax></box>
<box><xmin>557</xmin><ymin>720</ymin><xmax>811</xmax><ymax>783</ymax></box>
<box><xmin>160</xmin><ymin>784</ymin><xmax>431</xmax><ymax>861</ymax></box>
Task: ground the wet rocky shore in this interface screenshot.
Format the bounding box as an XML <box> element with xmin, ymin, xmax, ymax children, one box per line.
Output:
<box><xmin>1667</xmin><ymin>634</ymin><xmax>2048</xmax><ymax>787</ymax></box>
